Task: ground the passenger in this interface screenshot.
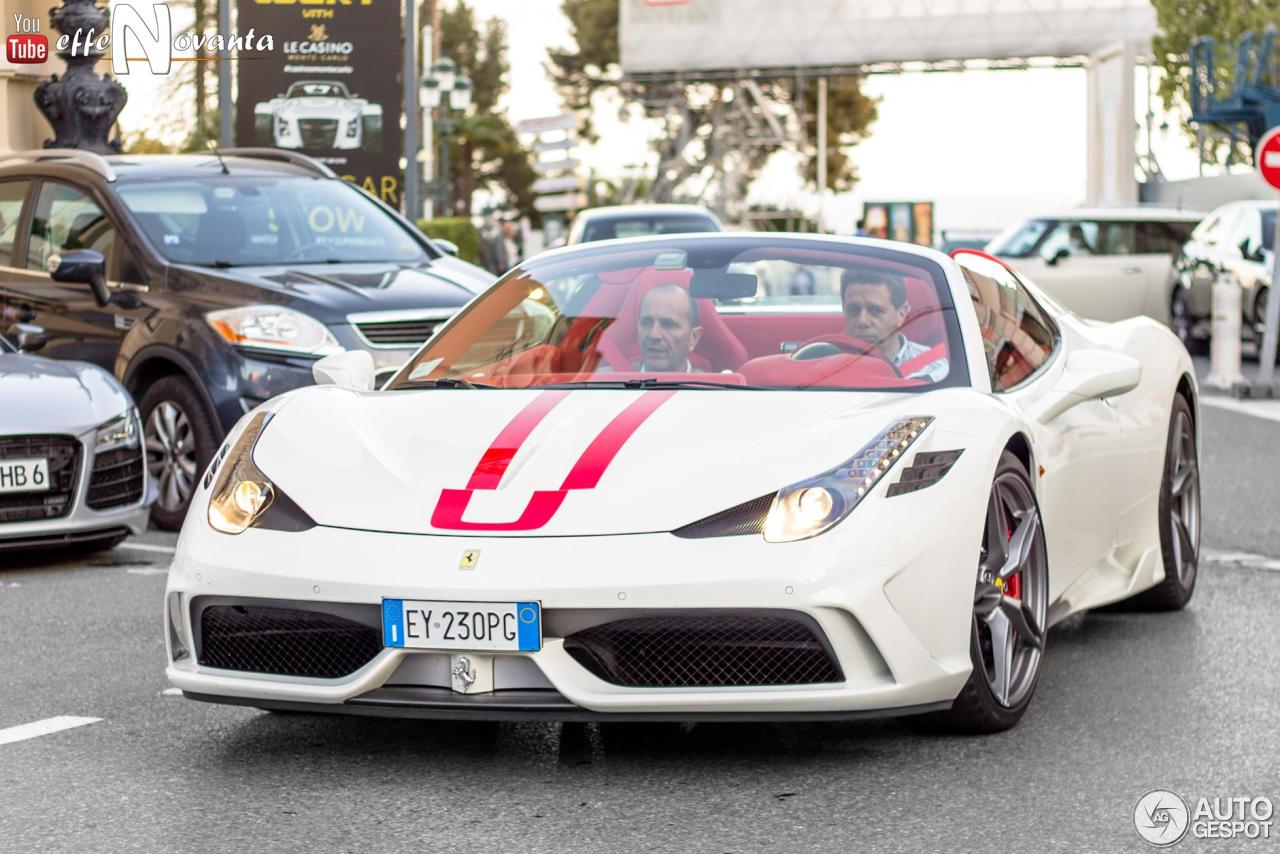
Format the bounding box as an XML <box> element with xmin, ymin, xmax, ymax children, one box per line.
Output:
<box><xmin>635</xmin><ymin>284</ymin><xmax>703</xmax><ymax>372</ymax></box>
<box><xmin>840</xmin><ymin>269</ymin><xmax>948</xmax><ymax>381</ymax></box>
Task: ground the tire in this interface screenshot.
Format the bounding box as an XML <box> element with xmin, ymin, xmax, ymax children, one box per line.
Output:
<box><xmin>1170</xmin><ymin>289</ymin><xmax>1207</xmax><ymax>355</ymax></box>
<box><xmin>929</xmin><ymin>451</ymin><xmax>1049</xmax><ymax>734</ymax></box>
<box><xmin>138</xmin><ymin>376</ymin><xmax>219</xmax><ymax>531</ymax></box>
<box><xmin>1114</xmin><ymin>394</ymin><xmax>1199</xmax><ymax>611</ymax></box>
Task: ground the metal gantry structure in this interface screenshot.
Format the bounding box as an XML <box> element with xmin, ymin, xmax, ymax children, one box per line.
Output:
<box><xmin>1189</xmin><ymin>26</ymin><xmax>1280</xmax><ymax>166</ymax></box>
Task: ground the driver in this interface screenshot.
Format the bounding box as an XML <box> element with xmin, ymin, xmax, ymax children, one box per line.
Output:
<box><xmin>840</xmin><ymin>270</ymin><xmax>948</xmax><ymax>381</ymax></box>
<box><xmin>636</xmin><ymin>283</ymin><xmax>703</xmax><ymax>372</ymax></box>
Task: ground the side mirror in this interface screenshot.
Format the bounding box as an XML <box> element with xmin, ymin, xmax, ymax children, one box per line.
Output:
<box><xmin>434</xmin><ymin>239</ymin><xmax>459</xmax><ymax>256</ymax></box>
<box><xmin>1240</xmin><ymin>239</ymin><xmax>1264</xmax><ymax>263</ymax></box>
<box><xmin>312</xmin><ymin>350</ymin><xmax>375</xmax><ymax>390</ymax></box>
<box><xmin>48</xmin><ymin>249</ymin><xmax>111</xmax><ymax>308</ymax></box>
<box><xmin>1045</xmin><ymin>247</ymin><xmax>1070</xmax><ymax>267</ymax></box>
<box><xmin>1029</xmin><ymin>350</ymin><xmax>1142</xmax><ymax>422</ymax></box>
<box><xmin>6</xmin><ymin>323</ymin><xmax>47</xmax><ymax>353</ymax></box>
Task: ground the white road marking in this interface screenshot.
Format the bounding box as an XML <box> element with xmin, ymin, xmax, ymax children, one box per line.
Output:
<box><xmin>125</xmin><ymin>566</ymin><xmax>170</xmax><ymax>576</ymax></box>
<box><xmin>1204</xmin><ymin>549</ymin><xmax>1280</xmax><ymax>571</ymax></box>
<box><xmin>1200</xmin><ymin>396</ymin><xmax>1280</xmax><ymax>425</ymax></box>
<box><xmin>118</xmin><ymin>542</ymin><xmax>176</xmax><ymax>554</ymax></box>
<box><xmin>0</xmin><ymin>716</ymin><xmax>101</xmax><ymax>747</ymax></box>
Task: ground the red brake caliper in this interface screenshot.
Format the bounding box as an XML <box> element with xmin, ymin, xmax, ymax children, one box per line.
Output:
<box><xmin>1003</xmin><ymin>523</ymin><xmax>1022</xmax><ymax>600</ymax></box>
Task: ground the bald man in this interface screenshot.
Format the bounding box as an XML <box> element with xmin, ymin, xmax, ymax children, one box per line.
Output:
<box><xmin>635</xmin><ymin>284</ymin><xmax>703</xmax><ymax>372</ymax></box>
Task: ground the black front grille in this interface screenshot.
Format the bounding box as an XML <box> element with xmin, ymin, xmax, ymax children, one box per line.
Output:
<box><xmin>0</xmin><ymin>435</ymin><xmax>81</xmax><ymax>523</ymax></box>
<box><xmin>672</xmin><ymin>494</ymin><xmax>774</xmax><ymax>538</ymax></box>
<box><xmin>199</xmin><ymin>605</ymin><xmax>382</xmax><ymax>679</ymax></box>
<box><xmin>297</xmin><ymin>118</ymin><xmax>338</xmax><ymax>148</ymax></box>
<box><xmin>354</xmin><ymin>319</ymin><xmax>442</xmax><ymax>346</ymax></box>
<box><xmin>87</xmin><ymin>446</ymin><xmax>144</xmax><ymax>510</ymax></box>
<box><xmin>564</xmin><ymin>614</ymin><xmax>843</xmax><ymax>688</ymax></box>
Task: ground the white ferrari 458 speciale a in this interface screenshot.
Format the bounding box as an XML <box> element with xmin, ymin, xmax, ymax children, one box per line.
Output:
<box><xmin>165</xmin><ymin>234</ymin><xmax>1201</xmax><ymax>733</ymax></box>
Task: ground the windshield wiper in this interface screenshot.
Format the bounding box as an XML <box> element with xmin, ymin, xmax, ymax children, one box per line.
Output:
<box><xmin>542</xmin><ymin>378</ymin><xmax>764</xmax><ymax>391</ymax></box>
<box><xmin>398</xmin><ymin>377</ymin><xmax>497</xmax><ymax>390</ymax></box>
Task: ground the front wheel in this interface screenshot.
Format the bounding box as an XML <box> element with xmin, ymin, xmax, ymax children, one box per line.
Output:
<box><xmin>139</xmin><ymin>377</ymin><xmax>219</xmax><ymax>531</ymax></box>
<box><xmin>932</xmin><ymin>451</ymin><xmax>1049</xmax><ymax>733</ymax></box>
<box><xmin>1170</xmin><ymin>288</ymin><xmax>1207</xmax><ymax>355</ymax></box>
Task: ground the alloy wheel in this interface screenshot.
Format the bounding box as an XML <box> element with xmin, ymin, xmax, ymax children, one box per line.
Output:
<box><xmin>1167</xmin><ymin>408</ymin><xmax>1200</xmax><ymax>587</ymax></box>
<box><xmin>145</xmin><ymin>400</ymin><xmax>199</xmax><ymax>513</ymax></box>
<box><xmin>973</xmin><ymin>472</ymin><xmax>1048</xmax><ymax>709</ymax></box>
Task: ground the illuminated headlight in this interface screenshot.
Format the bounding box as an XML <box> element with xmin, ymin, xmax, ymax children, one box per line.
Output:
<box><xmin>207</xmin><ymin>305</ymin><xmax>342</xmax><ymax>357</ymax></box>
<box><xmin>208</xmin><ymin>412</ymin><xmax>276</xmax><ymax>534</ymax></box>
<box><xmin>763</xmin><ymin>417</ymin><xmax>933</xmax><ymax>543</ymax></box>
<box><xmin>95</xmin><ymin>408</ymin><xmax>140</xmax><ymax>452</ymax></box>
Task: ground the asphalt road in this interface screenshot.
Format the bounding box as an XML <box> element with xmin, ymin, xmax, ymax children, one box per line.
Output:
<box><xmin>1</xmin><ymin>398</ymin><xmax>1278</xmax><ymax>854</ymax></box>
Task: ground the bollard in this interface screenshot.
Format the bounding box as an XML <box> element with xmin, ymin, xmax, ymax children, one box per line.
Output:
<box><xmin>1204</xmin><ymin>273</ymin><xmax>1245</xmax><ymax>392</ymax></box>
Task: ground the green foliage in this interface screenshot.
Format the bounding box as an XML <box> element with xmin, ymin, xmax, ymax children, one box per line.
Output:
<box><xmin>417</xmin><ymin>216</ymin><xmax>482</xmax><ymax>263</ymax></box>
<box><xmin>546</xmin><ymin>0</ymin><xmax>877</xmax><ymax>195</ymax></box>
<box><xmin>1151</xmin><ymin>0</ymin><xmax>1280</xmax><ymax>161</ymax></box>
<box><xmin>437</xmin><ymin>3</ymin><xmax>537</xmax><ymax>220</ymax></box>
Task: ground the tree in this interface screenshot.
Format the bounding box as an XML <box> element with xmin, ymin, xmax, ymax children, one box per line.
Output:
<box><xmin>1151</xmin><ymin>0</ymin><xmax>1280</xmax><ymax>162</ymax></box>
<box><xmin>546</xmin><ymin>0</ymin><xmax>877</xmax><ymax>208</ymax></box>
<box><xmin>437</xmin><ymin>3</ymin><xmax>537</xmax><ymax>219</ymax></box>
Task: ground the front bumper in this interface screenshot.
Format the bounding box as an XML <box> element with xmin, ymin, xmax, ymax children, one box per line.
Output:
<box><xmin>165</xmin><ymin>508</ymin><xmax>977</xmax><ymax>719</ymax></box>
<box><xmin>0</xmin><ymin>435</ymin><xmax>151</xmax><ymax>550</ymax></box>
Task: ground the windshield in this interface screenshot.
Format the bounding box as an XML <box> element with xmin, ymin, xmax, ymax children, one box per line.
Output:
<box><xmin>114</xmin><ymin>177</ymin><xmax>430</xmax><ymax>267</ymax></box>
<box><xmin>987</xmin><ymin>219</ymin><xmax>1052</xmax><ymax>258</ymax></box>
<box><xmin>287</xmin><ymin>82</ymin><xmax>347</xmax><ymax>98</ymax></box>
<box><xmin>582</xmin><ymin>215</ymin><xmax>719</xmax><ymax>243</ymax></box>
<box><xmin>387</xmin><ymin>236</ymin><xmax>968</xmax><ymax>392</ymax></box>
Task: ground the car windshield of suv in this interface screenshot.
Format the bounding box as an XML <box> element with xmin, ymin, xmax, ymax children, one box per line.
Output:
<box><xmin>582</xmin><ymin>215</ymin><xmax>719</xmax><ymax>243</ymax></box>
<box><xmin>987</xmin><ymin>219</ymin><xmax>1052</xmax><ymax>258</ymax></box>
<box><xmin>114</xmin><ymin>177</ymin><xmax>430</xmax><ymax>267</ymax></box>
<box><xmin>386</xmin><ymin>236</ymin><xmax>967</xmax><ymax>392</ymax></box>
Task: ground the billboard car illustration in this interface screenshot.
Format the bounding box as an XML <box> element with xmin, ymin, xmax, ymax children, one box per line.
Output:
<box><xmin>254</xmin><ymin>81</ymin><xmax>383</xmax><ymax>152</ymax></box>
<box><xmin>164</xmin><ymin>235</ymin><xmax>1200</xmax><ymax>733</ymax></box>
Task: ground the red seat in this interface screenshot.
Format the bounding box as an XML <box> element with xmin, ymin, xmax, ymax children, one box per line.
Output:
<box><xmin>596</xmin><ymin>268</ymin><xmax>749</xmax><ymax>371</ymax></box>
<box><xmin>901</xmin><ymin>277</ymin><xmax>945</xmax><ymax>346</ymax></box>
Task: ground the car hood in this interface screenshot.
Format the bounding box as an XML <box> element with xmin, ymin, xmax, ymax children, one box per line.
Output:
<box><xmin>252</xmin><ymin>386</ymin><xmax>948</xmax><ymax>537</ymax></box>
<box><xmin>188</xmin><ymin>258</ymin><xmax>492</xmax><ymax>317</ymax></box>
<box><xmin>0</xmin><ymin>354</ymin><xmax>131</xmax><ymax>435</ymax></box>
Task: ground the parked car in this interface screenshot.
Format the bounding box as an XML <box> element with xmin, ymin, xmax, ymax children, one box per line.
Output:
<box><xmin>937</xmin><ymin>229</ymin><xmax>999</xmax><ymax>254</ymax></box>
<box><xmin>0</xmin><ymin>148</ymin><xmax>490</xmax><ymax>529</ymax></box>
<box><xmin>565</xmin><ymin>204</ymin><xmax>722</xmax><ymax>245</ymax></box>
<box><xmin>1167</xmin><ymin>199</ymin><xmax>1276</xmax><ymax>354</ymax></box>
<box><xmin>254</xmin><ymin>81</ymin><xmax>383</xmax><ymax>153</ymax></box>
<box><xmin>0</xmin><ymin>322</ymin><xmax>151</xmax><ymax>552</ymax></box>
<box><xmin>165</xmin><ymin>236</ymin><xmax>1200</xmax><ymax>733</ymax></box>
<box><xmin>987</xmin><ymin>207</ymin><xmax>1203</xmax><ymax>325</ymax></box>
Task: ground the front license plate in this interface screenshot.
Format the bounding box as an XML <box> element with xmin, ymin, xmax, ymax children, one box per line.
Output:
<box><xmin>0</xmin><ymin>458</ymin><xmax>50</xmax><ymax>494</ymax></box>
<box><xmin>382</xmin><ymin>599</ymin><xmax>541</xmax><ymax>652</ymax></box>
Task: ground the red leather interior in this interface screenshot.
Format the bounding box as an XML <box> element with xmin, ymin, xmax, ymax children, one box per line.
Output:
<box><xmin>739</xmin><ymin>353</ymin><xmax>919</xmax><ymax>389</ymax></box>
<box><xmin>901</xmin><ymin>277</ymin><xmax>945</xmax><ymax>346</ymax></box>
<box><xmin>596</xmin><ymin>269</ymin><xmax>749</xmax><ymax>371</ymax></box>
<box><xmin>722</xmin><ymin>313</ymin><xmax>845</xmax><ymax>358</ymax></box>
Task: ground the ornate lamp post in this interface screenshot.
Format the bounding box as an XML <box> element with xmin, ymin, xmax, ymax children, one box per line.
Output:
<box><xmin>33</xmin><ymin>0</ymin><xmax>127</xmax><ymax>152</ymax></box>
<box><xmin>421</xmin><ymin>57</ymin><xmax>472</xmax><ymax>216</ymax></box>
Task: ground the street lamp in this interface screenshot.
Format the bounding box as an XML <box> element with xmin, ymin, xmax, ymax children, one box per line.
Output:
<box><xmin>422</xmin><ymin>56</ymin><xmax>472</xmax><ymax>216</ymax></box>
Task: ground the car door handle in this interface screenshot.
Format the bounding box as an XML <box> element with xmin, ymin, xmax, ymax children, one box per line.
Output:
<box><xmin>1120</xmin><ymin>266</ymin><xmax>1142</xmax><ymax>275</ymax></box>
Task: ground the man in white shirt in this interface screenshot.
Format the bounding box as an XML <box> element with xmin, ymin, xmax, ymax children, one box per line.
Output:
<box><xmin>840</xmin><ymin>269</ymin><xmax>949</xmax><ymax>381</ymax></box>
<box><xmin>635</xmin><ymin>284</ymin><xmax>703</xmax><ymax>372</ymax></box>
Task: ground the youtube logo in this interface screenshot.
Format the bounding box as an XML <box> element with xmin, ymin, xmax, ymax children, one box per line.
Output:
<box><xmin>7</xmin><ymin>33</ymin><xmax>48</xmax><ymax>64</ymax></box>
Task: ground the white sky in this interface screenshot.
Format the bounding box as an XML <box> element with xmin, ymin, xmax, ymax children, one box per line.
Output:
<box><xmin>113</xmin><ymin>0</ymin><xmax>1208</xmax><ymax>233</ymax></box>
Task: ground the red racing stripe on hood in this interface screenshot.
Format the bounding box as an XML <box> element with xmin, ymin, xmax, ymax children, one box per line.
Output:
<box><xmin>431</xmin><ymin>389</ymin><xmax>676</xmax><ymax>531</ymax></box>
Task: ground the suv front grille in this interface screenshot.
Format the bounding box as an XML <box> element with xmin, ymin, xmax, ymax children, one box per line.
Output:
<box><xmin>0</xmin><ymin>435</ymin><xmax>81</xmax><ymax>523</ymax></box>
<box><xmin>564</xmin><ymin>614</ymin><xmax>843</xmax><ymax>688</ymax></box>
<box><xmin>352</xmin><ymin>318</ymin><xmax>443</xmax><ymax>347</ymax></box>
<box><xmin>198</xmin><ymin>605</ymin><xmax>382</xmax><ymax>679</ymax></box>
<box><xmin>87</xmin><ymin>446</ymin><xmax>144</xmax><ymax>510</ymax></box>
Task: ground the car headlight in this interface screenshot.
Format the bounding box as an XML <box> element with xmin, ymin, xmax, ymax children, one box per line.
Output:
<box><xmin>276</xmin><ymin>115</ymin><xmax>290</xmax><ymax>135</ymax></box>
<box><xmin>346</xmin><ymin>118</ymin><xmax>359</xmax><ymax>137</ymax></box>
<box><xmin>208</xmin><ymin>412</ymin><xmax>276</xmax><ymax>534</ymax></box>
<box><xmin>763</xmin><ymin>417</ymin><xmax>933</xmax><ymax>543</ymax></box>
<box><xmin>207</xmin><ymin>306</ymin><xmax>342</xmax><ymax>357</ymax></box>
<box><xmin>95</xmin><ymin>408</ymin><xmax>141</xmax><ymax>453</ymax></box>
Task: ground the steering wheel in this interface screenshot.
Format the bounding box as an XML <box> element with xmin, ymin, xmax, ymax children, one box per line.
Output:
<box><xmin>791</xmin><ymin>335</ymin><xmax>902</xmax><ymax>377</ymax></box>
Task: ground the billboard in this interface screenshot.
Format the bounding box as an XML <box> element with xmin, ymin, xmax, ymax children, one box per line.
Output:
<box><xmin>235</xmin><ymin>0</ymin><xmax>402</xmax><ymax>206</ymax></box>
<box><xmin>863</xmin><ymin>202</ymin><xmax>934</xmax><ymax>247</ymax></box>
<box><xmin>620</xmin><ymin>0</ymin><xmax>1157</xmax><ymax>74</ymax></box>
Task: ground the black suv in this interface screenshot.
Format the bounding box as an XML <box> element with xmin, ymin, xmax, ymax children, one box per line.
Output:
<box><xmin>0</xmin><ymin>149</ymin><xmax>490</xmax><ymax>528</ymax></box>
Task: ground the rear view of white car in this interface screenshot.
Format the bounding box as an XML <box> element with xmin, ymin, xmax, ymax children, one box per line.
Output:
<box><xmin>1</xmin><ymin>325</ymin><xmax>152</xmax><ymax>552</ymax></box>
<box><xmin>989</xmin><ymin>207</ymin><xmax>1203</xmax><ymax>324</ymax></box>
